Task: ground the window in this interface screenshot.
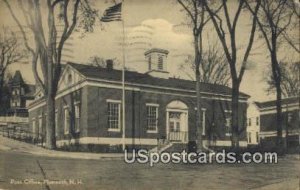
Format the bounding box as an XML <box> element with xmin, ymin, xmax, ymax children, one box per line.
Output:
<box><xmin>256</xmin><ymin>132</ymin><xmax>259</xmax><ymax>143</ymax></box>
<box><xmin>202</xmin><ymin>108</ymin><xmax>206</xmax><ymax>135</ymax></box>
<box><xmin>158</xmin><ymin>56</ymin><xmax>163</xmax><ymax>70</ymax></box>
<box><xmin>67</xmin><ymin>74</ymin><xmax>72</xmax><ymax>84</ymax></box>
<box><xmin>256</xmin><ymin>117</ymin><xmax>259</xmax><ymax>126</ymax></box>
<box><xmin>148</xmin><ymin>56</ymin><xmax>151</xmax><ymax>70</ymax></box>
<box><xmin>146</xmin><ymin>104</ymin><xmax>159</xmax><ymax>132</ymax></box>
<box><xmin>55</xmin><ymin>110</ymin><xmax>58</xmax><ymax>136</ymax></box>
<box><xmin>287</xmin><ymin>112</ymin><xmax>293</xmax><ymax>122</ymax></box>
<box><xmin>248</xmin><ymin>132</ymin><xmax>252</xmax><ymax>143</ymax></box>
<box><xmin>38</xmin><ymin>115</ymin><xmax>43</xmax><ymax>138</ymax></box>
<box><xmin>248</xmin><ymin>118</ymin><xmax>251</xmax><ymax>126</ymax></box>
<box><xmin>107</xmin><ymin>100</ymin><xmax>121</xmax><ymax>131</ymax></box>
<box><xmin>224</xmin><ymin>111</ymin><xmax>232</xmax><ymax>136</ymax></box>
<box><xmin>74</xmin><ymin>102</ymin><xmax>81</xmax><ymax>132</ymax></box>
<box><xmin>64</xmin><ymin>107</ymin><xmax>70</xmax><ymax>134</ymax></box>
<box><xmin>32</xmin><ymin>118</ymin><xmax>36</xmax><ymax>138</ymax></box>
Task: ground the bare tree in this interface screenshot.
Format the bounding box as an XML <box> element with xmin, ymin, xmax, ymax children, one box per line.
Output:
<box><xmin>266</xmin><ymin>61</ymin><xmax>300</xmax><ymax>98</ymax></box>
<box><xmin>283</xmin><ymin>1</ymin><xmax>300</xmax><ymax>53</ymax></box>
<box><xmin>177</xmin><ymin>0</ymin><xmax>222</xmax><ymax>150</ymax></box>
<box><xmin>4</xmin><ymin>0</ymin><xmax>98</xmax><ymax>149</ymax></box>
<box><xmin>88</xmin><ymin>56</ymin><xmax>107</xmax><ymax>67</ymax></box>
<box><xmin>179</xmin><ymin>40</ymin><xmax>231</xmax><ymax>86</ymax></box>
<box><xmin>0</xmin><ymin>27</ymin><xmax>27</xmax><ymax>108</ymax></box>
<box><xmin>245</xmin><ymin>0</ymin><xmax>294</xmax><ymax>149</ymax></box>
<box><xmin>204</xmin><ymin>0</ymin><xmax>260</xmax><ymax>148</ymax></box>
<box><xmin>88</xmin><ymin>56</ymin><xmax>121</xmax><ymax>69</ymax></box>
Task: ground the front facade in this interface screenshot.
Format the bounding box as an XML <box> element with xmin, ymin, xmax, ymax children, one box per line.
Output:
<box><xmin>28</xmin><ymin>49</ymin><xmax>249</xmax><ymax>149</ymax></box>
<box><xmin>247</xmin><ymin>97</ymin><xmax>300</xmax><ymax>146</ymax></box>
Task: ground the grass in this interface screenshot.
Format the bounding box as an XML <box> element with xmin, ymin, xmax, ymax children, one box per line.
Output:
<box><xmin>0</xmin><ymin>151</ymin><xmax>299</xmax><ymax>190</ymax></box>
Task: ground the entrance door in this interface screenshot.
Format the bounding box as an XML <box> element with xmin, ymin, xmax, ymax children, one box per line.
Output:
<box><xmin>169</xmin><ymin>112</ymin><xmax>181</xmax><ymax>132</ymax></box>
<box><xmin>168</xmin><ymin>112</ymin><xmax>184</xmax><ymax>141</ymax></box>
<box><xmin>166</xmin><ymin>100</ymin><xmax>189</xmax><ymax>142</ymax></box>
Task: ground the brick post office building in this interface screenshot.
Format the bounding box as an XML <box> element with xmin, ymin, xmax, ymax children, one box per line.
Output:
<box><xmin>28</xmin><ymin>48</ymin><xmax>250</xmax><ymax>150</ymax></box>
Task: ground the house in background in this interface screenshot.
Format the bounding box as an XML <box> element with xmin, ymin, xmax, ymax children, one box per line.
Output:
<box><xmin>0</xmin><ymin>70</ymin><xmax>35</xmax><ymax>138</ymax></box>
<box><xmin>247</xmin><ymin>97</ymin><xmax>300</xmax><ymax>147</ymax></box>
<box><xmin>28</xmin><ymin>48</ymin><xmax>250</xmax><ymax>151</ymax></box>
<box><xmin>8</xmin><ymin>71</ymin><xmax>35</xmax><ymax>115</ymax></box>
<box><xmin>246</xmin><ymin>102</ymin><xmax>260</xmax><ymax>145</ymax></box>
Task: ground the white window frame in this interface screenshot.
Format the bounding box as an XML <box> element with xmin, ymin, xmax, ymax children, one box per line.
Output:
<box><xmin>202</xmin><ymin>108</ymin><xmax>206</xmax><ymax>135</ymax></box>
<box><xmin>74</xmin><ymin>101</ymin><xmax>80</xmax><ymax>132</ymax></box>
<box><xmin>107</xmin><ymin>100</ymin><xmax>121</xmax><ymax>132</ymax></box>
<box><xmin>64</xmin><ymin>106</ymin><xmax>70</xmax><ymax>134</ymax></box>
<box><xmin>146</xmin><ymin>103</ymin><xmax>159</xmax><ymax>133</ymax></box>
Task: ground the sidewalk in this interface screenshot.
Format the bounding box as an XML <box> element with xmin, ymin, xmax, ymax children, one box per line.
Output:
<box><xmin>0</xmin><ymin>136</ymin><xmax>127</xmax><ymax>160</ymax></box>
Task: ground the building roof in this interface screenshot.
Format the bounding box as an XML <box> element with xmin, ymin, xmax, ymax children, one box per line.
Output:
<box><xmin>255</xmin><ymin>97</ymin><xmax>300</xmax><ymax>109</ymax></box>
<box><xmin>11</xmin><ymin>70</ymin><xmax>35</xmax><ymax>98</ymax></box>
<box><xmin>11</xmin><ymin>71</ymin><xmax>25</xmax><ymax>86</ymax></box>
<box><xmin>144</xmin><ymin>48</ymin><xmax>169</xmax><ymax>55</ymax></box>
<box><xmin>68</xmin><ymin>62</ymin><xmax>250</xmax><ymax>98</ymax></box>
<box><xmin>24</xmin><ymin>84</ymin><xmax>36</xmax><ymax>98</ymax></box>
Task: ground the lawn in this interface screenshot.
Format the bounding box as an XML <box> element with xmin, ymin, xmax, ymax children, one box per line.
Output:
<box><xmin>0</xmin><ymin>151</ymin><xmax>299</xmax><ymax>190</ymax></box>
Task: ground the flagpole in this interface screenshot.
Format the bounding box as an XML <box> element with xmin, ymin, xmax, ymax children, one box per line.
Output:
<box><xmin>121</xmin><ymin>0</ymin><xmax>126</xmax><ymax>151</ymax></box>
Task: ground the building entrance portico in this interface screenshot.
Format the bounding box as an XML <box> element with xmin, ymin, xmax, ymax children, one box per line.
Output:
<box><xmin>166</xmin><ymin>101</ymin><xmax>188</xmax><ymax>142</ymax></box>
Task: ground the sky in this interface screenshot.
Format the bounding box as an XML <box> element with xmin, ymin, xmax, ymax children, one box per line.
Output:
<box><xmin>0</xmin><ymin>0</ymin><xmax>298</xmax><ymax>102</ymax></box>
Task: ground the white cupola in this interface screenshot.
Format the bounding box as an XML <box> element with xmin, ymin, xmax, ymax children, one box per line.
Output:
<box><xmin>144</xmin><ymin>48</ymin><xmax>169</xmax><ymax>79</ymax></box>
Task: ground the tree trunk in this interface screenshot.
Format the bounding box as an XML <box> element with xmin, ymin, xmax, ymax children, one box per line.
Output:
<box><xmin>196</xmin><ymin>68</ymin><xmax>203</xmax><ymax>150</ymax></box>
<box><xmin>45</xmin><ymin>93</ymin><xmax>56</xmax><ymax>149</ymax></box>
<box><xmin>0</xmin><ymin>75</ymin><xmax>4</xmax><ymax>107</ymax></box>
<box><xmin>231</xmin><ymin>80</ymin><xmax>240</xmax><ymax>149</ymax></box>
<box><xmin>194</xmin><ymin>33</ymin><xmax>203</xmax><ymax>151</ymax></box>
<box><xmin>271</xmin><ymin>53</ymin><xmax>284</xmax><ymax>149</ymax></box>
<box><xmin>275</xmin><ymin>77</ymin><xmax>283</xmax><ymax>147</ymax></box>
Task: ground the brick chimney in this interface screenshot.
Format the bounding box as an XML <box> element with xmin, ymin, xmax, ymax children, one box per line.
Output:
<box><xmin>106</xmin><ymin>59</ymin><xmax>113</xmax><ymax>70</ymax></box>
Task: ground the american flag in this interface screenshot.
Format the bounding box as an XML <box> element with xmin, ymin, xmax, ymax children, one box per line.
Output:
<box><xmin>101</xmin><ymin>3</ymin><xmax>122</xmax><ymax>22</ymax></box>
